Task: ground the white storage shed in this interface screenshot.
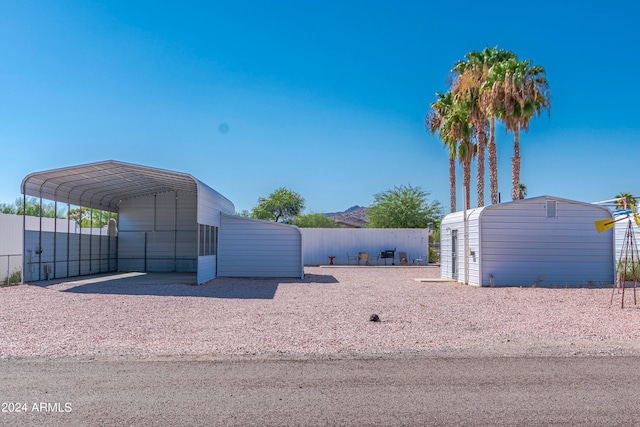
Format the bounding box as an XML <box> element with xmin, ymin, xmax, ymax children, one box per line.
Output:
<box><xmin>440</xmin><ymin>196</ymin><xmax>615</xmax><ymax>287</ymax></box>
<box><xmin>218</xmin><ymin>214</ymin><xmax>303</xmax><ymax>278</ymax></box>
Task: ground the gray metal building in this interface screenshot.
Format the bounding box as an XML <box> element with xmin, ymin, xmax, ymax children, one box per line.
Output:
<box><xmin>21</xmin><ymin>160</ymin><xmax>303</xmax><ymax>284</ymax></box>
<box><xmin>440</xmin><ymin>196</ymin><xmax>615</xmax><ymax>287</ymax></box>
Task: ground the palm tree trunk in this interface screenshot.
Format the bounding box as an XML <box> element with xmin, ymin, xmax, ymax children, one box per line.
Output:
<box><xmin>488</xmin><ymin>117</ymin><xmax>499</xmax><ymax>205</ymax></box>
<box><xmin>449</xmin><ymin>154</ymin><xmax>456</xmax><ymax>213</ymax></box>
<box><xmin>464</xmin><ymin>158</ymin><xmax>471</xmax><ymax>210</ymax></box>
<box><xmin>476</xmin><ymin>123</ymin><xmax>486</xmax><ymax>207</ymax></box>
<box><xmin>511</xmin><ymin>126</ymin><xmax>521</xmax><ymax>201</ymax></box>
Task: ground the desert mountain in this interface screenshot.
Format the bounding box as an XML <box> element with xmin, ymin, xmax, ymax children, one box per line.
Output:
<box><xmin>326</xmin><ymin>206</ymin><xmax>369</xmax><ymax>228</ymax></box>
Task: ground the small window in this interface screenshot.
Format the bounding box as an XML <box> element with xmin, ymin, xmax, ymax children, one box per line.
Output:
<box><xmin>198</xmin><ymin>224</ymin><xmax>219</xmax><ymax>256</ymax></box>
<box><xmin>546</xmin><ymin>200</ymin><xmax>557</xmax><ymax>218</ymax></box>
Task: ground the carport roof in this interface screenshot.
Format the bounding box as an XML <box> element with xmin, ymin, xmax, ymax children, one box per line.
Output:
<box><xmin>21</xmin><ymin>160</ymin><xmax>201</xmax><ymax>212</ymax></box>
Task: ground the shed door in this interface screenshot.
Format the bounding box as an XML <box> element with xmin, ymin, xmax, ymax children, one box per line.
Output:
<box><xmin>451</xmin><ymin>230</ymin><xmax>458</xmax><ymax>280</ymax></box>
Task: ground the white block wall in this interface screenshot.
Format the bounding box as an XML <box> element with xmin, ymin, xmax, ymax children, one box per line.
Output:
<box><xmin>300</xmin><ymin>228</ymin><xmax>430</xmax><ymax>266</ymax></box>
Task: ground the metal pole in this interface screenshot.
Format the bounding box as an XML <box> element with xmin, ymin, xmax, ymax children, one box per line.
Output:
<box><xmin>99</xmin><ymin>210</ymin><xmax>102</xmax><ymax>273</ymax></box>
<box><xmin>53</xmin><ymin>201</ymin><xmax>57</xmax><ymax>279</ymax></box>
<box><xmin>38</xmin><ymin>197</ymin><xmax>42</xmax><ymax>281</ymax></box>
<box><xmin>174</xmin><ymin>191</ymin><xmax>178</xmax><ymax>272</ymax></box>
<box><xmin>67</xmin><ymin>202</ymin><xmax>70</xmax><ymax>278</ymax></box>
<box><xmin>144</xmin><ymin>231</ymin><xmax>147</xmax><ymax>272</ymax></box>
<box><xmin>22</xmin><ymin>193</ymin><xmax>26</xmax><ymax>283</ymax></box>
<box><xmin>89</xmin><ymin>207</ymin><xmax>93</xmax><ymax>275</ymax></box>
<box><xmin>78</xmin><ymin>207</ymin><xmax>82</xmax><ymax>276</ymax></box>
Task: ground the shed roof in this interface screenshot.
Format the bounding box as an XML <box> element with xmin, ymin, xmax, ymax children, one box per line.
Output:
<box><xmin>21</xmin><ymin>160</ymin><xmax>204</xmax><ymax>212</ymax></box>
<box><xmin>442</xmin><ymin>195</ymin><xmax>612</xmax><ymax>225</ymax></box>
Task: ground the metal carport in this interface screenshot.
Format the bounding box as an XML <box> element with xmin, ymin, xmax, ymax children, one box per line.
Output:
<box><xmin>21</xmin><ymin>160</ymin><xmax>235</xmax><ymax>284</ymax></box>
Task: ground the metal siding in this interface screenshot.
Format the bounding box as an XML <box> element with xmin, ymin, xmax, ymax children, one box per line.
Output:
<box><xmin>80</xmin><ymin>235</ymin><xmax>91</xmax><ymax>275</ymax></box>
<box><xmin>117</xmin><ymin>231</ymin><xmax>146</xmax><ymax>272</ymax></box>
<box><xmin>177</xmin><ymin>193</ymin><xmax>197</xmax><ymax>230</ymax></box>
<box><xmin>300</xmin><ymin>228</ymin><xmax>429</xmax><ymax>266</ymax></box>
<box><xmin>155</xmin><ymin>192</ymin><xmax>176</xmax><ymax>231</ymax></box>
<box><xmin>0</xmin><ymin>214</ymin><xmax>23</xmax><ymax>254</ymax></box>
<box><xmin>197</xmin><ymin>256</ymin><xmax>216</xmax><ymax>284</ymax></box>
<box><xmin>440</xmin><ymin>212</ymin><xmax>462</xmax><ymax>280</ymax></box>
<box><xmin>118</xmin><ymin>197</ymin><xmax>154</xmax><ymax>231</ymax></box>
<box><xmin>615</xmin><ymin>218</ymin><xmax>640</xmax><ymax>262</ymax></box>
<box><xmin>218</xmin><ymin>215</ymin><xmax>302</xmax><ymax>278</ymax></box>
<box><xmin>197</xmin><ymin>181</ymin><xmax>235</xmax><ymax>227</ymax></box>
<box><xmin>479</xmin><ymin>198</ymin><xmax>614</xmax><ymax>286</ymax></box>
<box><xmin>117</xmin><ymin>192</ymin><xmax>198</xmax><ymax>273</ymax></box>
<box><xmin>440</xmin><ymin>208</ymin><xmax>483</xmax><ymax>284</ymax></box>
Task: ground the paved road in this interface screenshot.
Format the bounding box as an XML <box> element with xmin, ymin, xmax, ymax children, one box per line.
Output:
<box><xmin>2</xmin><ymin>356</ymin><xmax>640</xmax><ymax>426</ymax></box>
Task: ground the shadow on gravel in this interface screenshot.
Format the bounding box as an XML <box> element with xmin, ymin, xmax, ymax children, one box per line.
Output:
<box><xmin>26</xmin><ymin>272</ymin><xmax>339</xmax><ymax>299</ymax></box>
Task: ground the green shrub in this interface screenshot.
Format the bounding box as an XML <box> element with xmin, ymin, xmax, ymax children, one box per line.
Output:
<box><xmin>428</xmin><ymin>247</ymin><xmax>439</xmax><ymax>264</ymax></box>
<box><xmin>618</xmin><ymin>259</ymin><xmax>640</xmax><ymax>282</ymax></box>
<box><xmin>9</xmin><ymin>270</ymin><xmax>21</xmax><ymax>284</ymax></box>
<box><xmin>1</xmin><ymin>270</ymin><xmax>21</xmax><ymax>287</ymax></box>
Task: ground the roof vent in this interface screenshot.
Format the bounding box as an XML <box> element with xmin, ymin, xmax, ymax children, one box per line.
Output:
<box><xmin>546</xmin><ymin>200</ymin><xmax>557</xmax><ymax>218</ymax></box>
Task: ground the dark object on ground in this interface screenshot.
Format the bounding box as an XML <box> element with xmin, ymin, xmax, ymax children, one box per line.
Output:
<box><xmin>370</xmin><ymin>314</ymin><xmax>380</xmax><ymax>322</ymax></box>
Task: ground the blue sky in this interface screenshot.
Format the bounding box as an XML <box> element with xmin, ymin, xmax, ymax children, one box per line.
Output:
<box><xmin>1</xmin><ymin>1</ymin><xmax>638</xmax><ymax>214</ymax></box>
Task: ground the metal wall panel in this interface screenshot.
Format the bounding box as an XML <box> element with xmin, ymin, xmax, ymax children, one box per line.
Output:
<box><xmin>300</xmin><ymin>228</ymin><xmax>430</xmax><ymax>266</ymax></box>
<box><xmin>117</xmin><ymin>231</ymin><xmax>146</xmax><ymax>272</ymax></box>
<box><xmin>196</xmin><ymin>182</ymin><xmax>235</xmax><ymax>227</ymax></box>
<box><xmin>197</xmin><ymin>255</ymin><xmax>216</xmax><ymax>284</ymax></box>
<box><xmin>117</xmin><ymin>191</ymin><xmax>198</xmax><ymax>273</ymax></box>
<box><xmin>0</xmin><ymin>214</ymin><xmax>23</xmax><ymax>256</ymax></box>
<box><xmin>615</xmin><ymin>217</ymin><xmax>640</xmax><ymax>263</ymax></box>
<box><xmin>23</xmin><ymin>229</ymin><xmax>113</xmax><ymax>281</ymax></box>
<box><xmin>218</xmin><ymin>215</ymin><xmax>302</xmax><ymax>278</ymax></box>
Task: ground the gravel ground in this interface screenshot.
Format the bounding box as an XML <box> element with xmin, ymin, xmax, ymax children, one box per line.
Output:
<box><xmin>2</xmin><ymin>266</ymin><xmax>640</xmax><ymax>359</ymax></box>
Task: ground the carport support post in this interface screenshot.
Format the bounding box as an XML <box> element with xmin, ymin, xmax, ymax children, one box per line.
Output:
<box><xmin>38</xmin><ymin>197</ymin><xmax>42</xmax><ymax>281</ymax></box>
<box><xmin>53</xmin><ymin>200</ymin><xmax>57</xmax><ymax>280</ymax></box>
<box><xmin>78</xmin><ymin>210</ymin><xmax>82</xmax><ymax>276</ymax></box>
<box><xmin>66</xmin><ymin>202</ymin><xmax>70</xmax><ymax>278</ymax></box>
<box><xmin>89</xmin><ymin>207</ymin><xmax>93</xmax><ymax>275</ymax></box>
<box><xmin>22</xmin><ymin>194</ymin><xmax>26</xmax><ymax>282</ymax></box>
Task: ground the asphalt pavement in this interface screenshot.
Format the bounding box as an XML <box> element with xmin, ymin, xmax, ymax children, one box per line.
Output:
<box><xmin>3</xmin><ymin>355</ymin><xmax>640</xmax><ymax>426</ymax></box>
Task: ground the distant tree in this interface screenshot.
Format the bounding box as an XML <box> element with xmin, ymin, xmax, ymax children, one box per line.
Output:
<box><xmin>235</xmin><ymin>210</ymin><xmax>252</xmax><ymax>217</ymax></box>
<box><xmin>0</xmin><ymin>202</ymin><xmax>17</xmax><ymax>214</ymax></box>
<box><xmin>615</xmin><ymin>192</ymin><xmax>637</xmax><ymax>209</ymax></box>
<box><xmin>68</xmin><ymin>207</ymin><xmax>114</xmax><ymax>228</ymax></box>
<box><xmin>290</xmin><ymin>213</ymin><xmax>336</xmax><ymax>228</ymax></box>
<box><xmin>251</xmin><ymin>188</ymin><xmax>305</xmax><ymax>223</ymax></box>
<box><xmin>11</xmin><ymin>197</ymin><xmax>64</xmax><ymax>218</ymax></box>
<box><xmin>366</xmin><ymin>185</ymin><xmax>443</xmax><ymax>229</ymax></box>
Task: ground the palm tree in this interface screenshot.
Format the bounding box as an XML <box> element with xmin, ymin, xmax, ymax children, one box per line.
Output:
<box><xmin>615</xmin><ymin>192</ymin><xmax>637</xmax><ymax>209</ymax></box>
<box><xmin>453</xmin><ymin>47</ymin><xmax>517</xmax><ymax>206</ymax></box>
<box><xmin>483</xmin><ymin>58</ymin><xmax>550</xmax><ymax>201</ymax></box>
<box><xmin>427</xmin><ymin>91</ymin><xmax>475</xmax><ymax>211</ymax></box>
<box><xmin>426</xmin><ymin>92</ymin><xmax>457</xmax><ymax>212</ymax></box>
<box><xmin>443</xmin><ymin>102</ymin><xmax>474</xmax><ymax>210</ymax></box>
